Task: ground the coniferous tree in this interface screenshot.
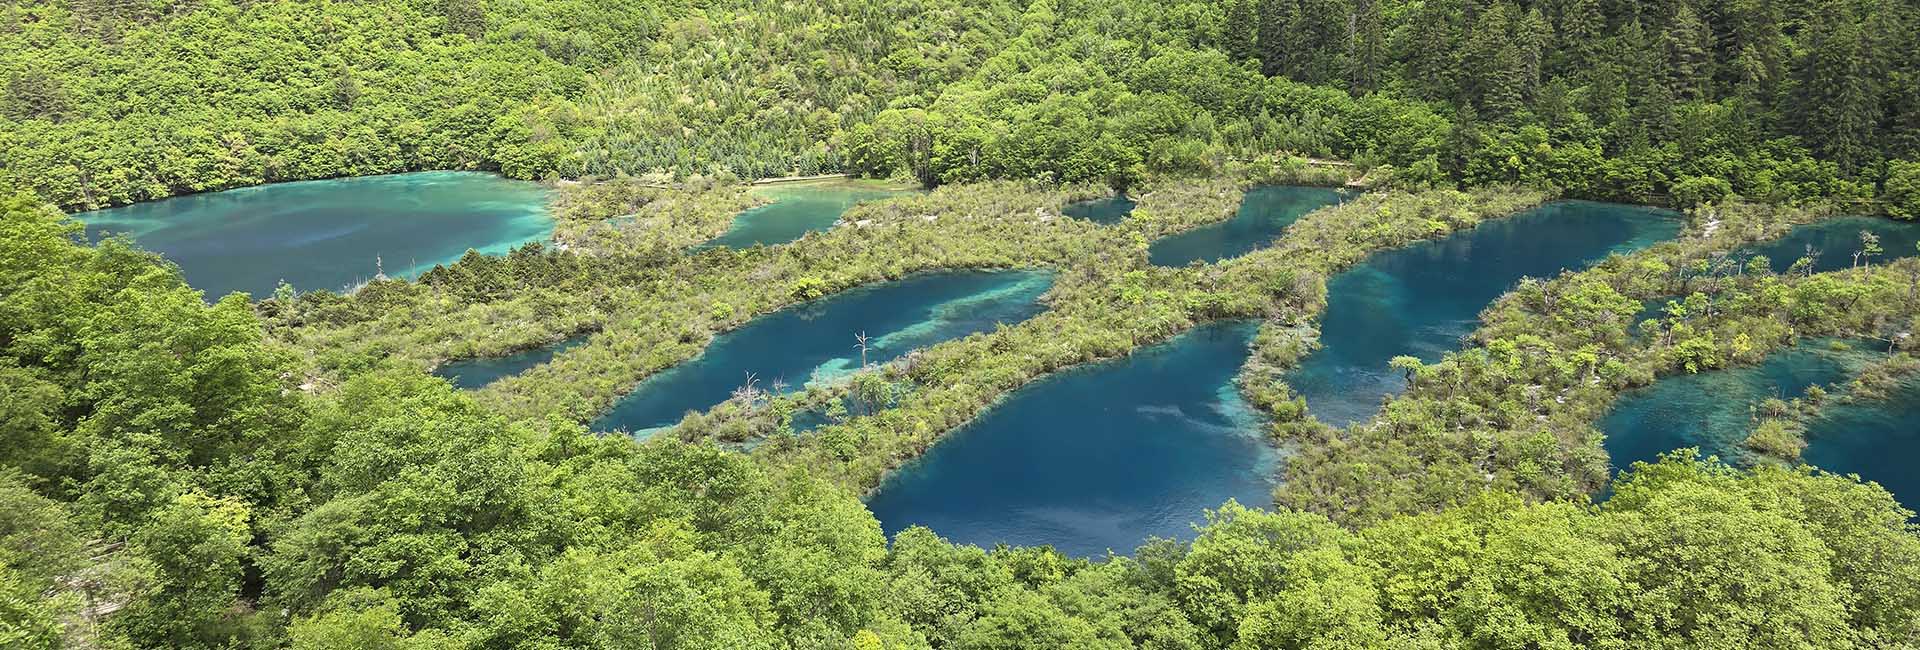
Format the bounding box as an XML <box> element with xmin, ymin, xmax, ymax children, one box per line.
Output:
<box><xmin>1792</xmin><ymin>6</ymin><xmax>1883</xmax><ymax>175</ymax></box>
<box><xmin>1349</xmin><ymin>0</ymin><xmax>1386</xmax><ymax>93</ymax></box>
<box><xmin>1223</xmin><ymin>0</ymin><xmax>1261</xmax><ymax>65</ymax></box>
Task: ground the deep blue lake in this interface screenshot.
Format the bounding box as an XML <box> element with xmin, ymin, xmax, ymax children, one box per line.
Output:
<box><xmin>1801</xmin><ymin>376</ymin><xmax>1920</xmax><ymax>512</ymax></box>
<box><xmin>1741</xmin><ymin>215</ymin><xmax>1920</xmax><ymax>274</ymax></box>
<box><xmin>1063</xmin><ymin>195</ymin><xmax>1135</xmax><ymax>225</ymax></box>
<box><xmin>1600</xmin><ymin>339</ymin><xmax>1877</xmax><ymax>473</ymax></box>
<box><xmin>1147</xmin><ymin>186</ymin><xmax>1347</xmax><ymax>266</ymax></box>
<box><xmin>593</xmin><ymin>270</ymin><xmax>1053</xmax><ymax>434</ymax></box>
<box><xmin>434</xmin><ymin>334</ymin><xmax>592</xmax><ymax>390</ymax></box>
<box><xmin>865</xmin><ymin>320</ymin><xmax>1278</xmax><ymax>557</ymax></box>
<box><xmin>702</xmin><ymin>182</ymin><xmax>908</xmax><ymax>248</ymax></box>
<box><xmin>75</xmin><ymin>172</ymin><xmax>553</xmax><ymax>299</ymax></box>
<box><xmin>1291</xmin><ymin>201</ymin><xmax>1682</xmax><ymax>427</ymax></box>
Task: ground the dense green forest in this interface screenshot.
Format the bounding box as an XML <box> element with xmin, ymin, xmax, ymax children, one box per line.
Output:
<box><xmin>6</xmin><ymin>0</ymin><xmax>1920</xmax><ymax>648</ymax></box>
<box><xmin>4</xmin><ymin>0</ymin><xmax>1920</xmax><ymax>209</ymax></box>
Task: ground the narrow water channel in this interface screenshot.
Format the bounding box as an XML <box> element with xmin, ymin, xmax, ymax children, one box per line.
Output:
<box><xmin>434</xmin><ymin>334</ymin><xmax>592</xmax><ymax>390</ymax></box>
<box><xmin>702</xmin><ymin>182</ymin><xmax>909</xmax><ymax>248</ymax></box>
<box><xmin>1290</xmin><ymin>201</ymin><xmax>1682</xmax><ymax>427</ymax></box>
<box><xmin>593</xmin><ymin>270</ymin><xmax>1053</xmax><ymax>434</ymax></box>
<box><xmin>1147</xmin><ymin>186</ymin><xmax>1347</xmax><ymax>266</ymax></box>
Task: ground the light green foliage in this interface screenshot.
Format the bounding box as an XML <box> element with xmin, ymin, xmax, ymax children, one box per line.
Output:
<box><xmin>1888</xmin><ymin>161</ymin><xmax>1920</xmax><ymax>219</ymax></box>
<box><xmin>114</xmin><ymin>491</ymin><xmax>254</xmax><ymax>649</ymax></box>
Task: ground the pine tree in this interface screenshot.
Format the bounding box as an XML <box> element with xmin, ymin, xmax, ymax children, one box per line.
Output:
<box><xmin>1791</xmin><ymin>7</ymin><xmax>1883</xmax><ymax>175</ymax></box>
<box><xmin>1256</xmin><ymin>0</ymin><xmax>1295</xmax><ymax>78</ymax></box>
<box><xmin>1224</xmin><ymin>0</ymin><xmax>1261</xmax><ymax>65</ymax></box>
<box><xmin>1666</xmin><ymin>3</ymin><xmax>1715</xmax><ymax>101</ymax></box>
<box><xmin>1349</xmin><ymin>0</ymin><xmax>1386</xmax><ymax>93</ymax></box>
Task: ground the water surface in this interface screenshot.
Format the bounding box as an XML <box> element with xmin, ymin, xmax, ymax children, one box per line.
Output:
<box><xmin>702</xmin><ymin>182</ymin><xmax>908</xmax><ymax>248</ymax></box>
<box><xmin>866</xmin><ymin>321</ymin><xmax>1278</xmax><ymax>557</ymax></box>
<box><xmin>435</xmin><ymin>334</ymin><xmax>591</xmax><ymax>390</ymax></box>
<box><xmin>1063</xmin><ymin>195</ymin><xmax>1135</xmax><ymax>225</ymax></box>
<box><xmin>76</xmin><ymin>172</ymin><xmax>552</xmax><ymax>299</ymax></box>
<box><xmin>593</xmin><ymin>270</ymin><xmax>1052</xmax><ymax>434</ymax></box>
<box><xmin>1292</xmin><ymin>201</ymin><xmax>1682</xmax><ymax>427</ymax></box>
<box><xmin>1148</xmin><ymin>186</ymin><xmax>1346</xmax><ymax>266</ymax></box>
<box><xmin>1740</xmin><ymin>216</ymin><xmax>1920</xmax><ymax>274</ymax></box>
<box><xmin>1600</xmin><ymin>339</ymin><xmax>1878</xmax><ymax>472</ymax></box>
<box><xmin>1801</xmin><ymin>376</ymin><xmax>1920</xmax><ymax>511</ymax></box>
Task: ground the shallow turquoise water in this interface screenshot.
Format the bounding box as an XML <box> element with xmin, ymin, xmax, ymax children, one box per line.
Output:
<box><xmin>75</xmin><ymin>172</ymin><xmax>553</xmax><ymax>299</ymax></box>
<box><xmin>1063</xmin><ymin>195</ymin><xmax>1135</xmax><ymax>225</ymax></box>
<box><xmin>1801</xmin><ymin>377</ymin><xmax>1920</xmax><ymax>511</ymax></box>
<box><xmin>1147</xmin><ymin>186</ymin><xmax>1347</xmax><ymax>266</ymax></box>
<box><xmin>702</xmin><ymin>184</ymin><xmax>907</xmax><ymax>248</ymax></box>
<box><xmin>1291</xmin><ymin>201</ymin><xmax>1682</xmax><ymax>427</ymax></box>
<box><xmin>1741</xmin><ymin>215</ymin><xmax>1920</xmax><ymax>274</ymax></box>
<box><xmin>434</xmin><ymin>334</ymin><xmax>592</xmax><ymax>390</ymax></box>
<box><xmin>865</xmin><ymin>321</ymin><xmax>1278</xmax><ymax>557</ymax></box>
<box><xmin>1600</xmin><ymin>340</ymin><xmax>1878</xmax><ymax>473</ymax></box>
<box><xmin>593</xmin><ymin>270</ymin><xmax>1053</xmax><ymax>434</ymax></box>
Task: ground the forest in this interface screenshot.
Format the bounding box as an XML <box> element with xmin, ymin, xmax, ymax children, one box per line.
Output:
<box><xmin>4</xmin><ymin>0</ymin><xmax>1920</xmax><ymax>649</ymax></box>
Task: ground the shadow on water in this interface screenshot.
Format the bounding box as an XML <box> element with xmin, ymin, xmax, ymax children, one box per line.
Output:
<box><xmin>592</xmin><ymin>270</ymin><xmax>1053</xmax><ymax>435</ymax></box>
<box><xmin>1062</xmin><ymin>195</ymin><xmax>1136</xmax><ymax>225</ymax></box>
<box><xmin>866</xmin><ymin>320</ymin><xmax>1279</xmax><ymax>558</ymax></box>
<box><xmin>1291</xmin><ymin>201</ymin><xmax>1683</xmax><ymax>428</ymax></box>
<box><xmin>76</xmin><ymin>172</ymin><xmax>553</xmax><ymax>299</ymax></box>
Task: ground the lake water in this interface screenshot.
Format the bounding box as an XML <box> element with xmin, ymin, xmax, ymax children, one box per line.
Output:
<box><xmin>75</xmin><ymin>172</ymin><xmax>553</xmax><ymax>299</ymax></box>
<box><xmin>434</xmin><ymin>334</ymin><xmax>592</xmax><ymax>390</ymax></box>
<box><xmin>592</xmin><ymin>270</ymin><xmax>1053</xmax><ymax>434</ymax></box>
<box><xmin>1063</xmin><ymin>195</ymin><xmax>1135</xmax><ymax>225</ymax></box>
<box><xmin>1741</xmin><ymin>215</ymin><xmax>1920</xmax><ymax>274</ymax></box>
<box><xmin>865</xmin><ymin>320</ymin><xmax>1278</xmax><ymax>557</ymax></box>
<box><xmin>1147</xmin><ymin>186</ymin><xmax>1347</xmax><ymax>266</ymax></box>
<box><xmin>702</xmin><ymin>183</ymin><xmax>908</xmax><ymax>248</ymax></box>
<box><xmin>1291</xmin><ymin>201</ymin><xmax>1682</xmax><ymax>427</ymax></box>
<box><xmin>1599</xmin><ymin>339</ymin><xmax>1878</xmax><ymax>473</ymax></box>
<box><xmin>1801</xmin><ymin>376</ymin><xmax>1920</xmax><ymax>512</ymax></box>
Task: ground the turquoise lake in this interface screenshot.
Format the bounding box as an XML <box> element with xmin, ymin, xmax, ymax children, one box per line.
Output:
<box><xmin>1063</xmin><ymin>195</ymin><xmax>1135</xmax><ymax>225</ymax></box>
<box><xmin>434</xmin><ymin>334</ymin><xmax>592</xmax><ymax>390</ymax></box>
<box><xmin>1147</xmin><ymin>186</ymin><xmax>1347</xmax><ymax>266</ymax></box>
<box><xmin>593</xmin><ymin>270</ymin><xmax>1053</xmax><ymax>434</ymax></box>
<box><xmin>1801</xmin><ymin>377</ymin><xmax>1920</xmax><ymax>511</ymax></box>
<box><xmin>1291</xmin><ymin>201</ymin><xmax>1682</xmax><ymax>427</ymax></box>
<box><xmin>76</xmin><ymin>172</ymin><xmax>553</xmax><ymax>299</ymax></box>
<box><xmin>1599</xmin><ymin>340</ymin><xmax>1877</xmax><ymax>473</ymax></box>
<box><xmin>865</xmin><ymin>320</ymin><xmax>1277</xmax><ymax>557</ymax></box>
<box><xmin>702</xmin><ymin>183</ymin><xmax>908</xmax><ymax>248</ymax></box>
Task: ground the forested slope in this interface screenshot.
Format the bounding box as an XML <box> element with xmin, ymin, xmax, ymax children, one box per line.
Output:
<box><xmin>5</xmin><ymin>0</ymin><xmax>1920</xmax><ymax>211</ymax></box>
